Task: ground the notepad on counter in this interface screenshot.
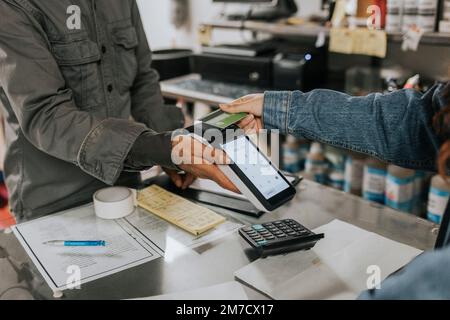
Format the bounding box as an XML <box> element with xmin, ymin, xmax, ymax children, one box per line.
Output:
<box><xmin>234</xmin><ymin>220</ymin><xmax>422</xmax><ymax>300</ymax></box>
<box><xmin>137</xmin><ymin>185</ymin><xmax>226</xmax><ymax>236</ymax></box>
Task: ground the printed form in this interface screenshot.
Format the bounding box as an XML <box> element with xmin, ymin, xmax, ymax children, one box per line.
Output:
<box><xmin>13</xmin><ymin>205</ymin><xmax>161</xmax><ymax>291</ymax></box>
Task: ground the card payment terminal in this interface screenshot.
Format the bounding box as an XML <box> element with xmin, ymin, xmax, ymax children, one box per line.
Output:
<box><xmin>189</xmin><ymin>110</ymin><xmax>297</xmax><ymax>212</ymax></box>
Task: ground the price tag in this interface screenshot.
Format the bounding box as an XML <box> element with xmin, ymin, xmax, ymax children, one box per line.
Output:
<box><xmin>402</xmin><ymin>26</ymin><xmax>425</xmax><ymax>52</ymax></box>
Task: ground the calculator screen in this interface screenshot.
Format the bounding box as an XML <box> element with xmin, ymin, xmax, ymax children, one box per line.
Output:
<box><xmin>221</xmin><ymin>136</ymin><xmax>290</xmax><ymax>199</ymax></box>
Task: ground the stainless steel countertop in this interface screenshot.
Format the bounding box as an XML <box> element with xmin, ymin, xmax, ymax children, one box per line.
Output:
<box><xmin>0</xmin><ymin>179</ymin><xmax>439</xmax><ymax>300</ymax></box>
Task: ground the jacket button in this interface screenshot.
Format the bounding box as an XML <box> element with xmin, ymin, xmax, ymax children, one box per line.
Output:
<box><xmin>107</xmin><ymin>84</ymin><xmax>113</xmax><ymax>92</ymax></box>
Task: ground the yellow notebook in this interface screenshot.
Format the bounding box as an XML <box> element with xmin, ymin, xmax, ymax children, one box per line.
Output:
<box><xmin>137</xmin><ymin>185</ymin><xmax>226</xmax><ymax>236</ymax></box>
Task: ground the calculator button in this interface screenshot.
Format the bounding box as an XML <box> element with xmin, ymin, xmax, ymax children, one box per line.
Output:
<box><xmin>263</xmin><ymin>223</ymin><xmax>274</xmax><ymax>227</ymax></box>
<box><xmin>257</xmin><ymin>240</ymin><xmax>268</xmax><ymax>246</ymax></box>
<box><xmin>265</xmin><ymin>235</ymin><xmax>275</xmax><ymax>240</ymax></box>
<box><xmin>287</xmin><ymin>231</ymin><xmax>296</xmax><ymax>236</ymax></box>
<box><xmin>247</xmin><ymin>232</ymin><xmax>257</xmax><ymax>236</ymax></box>
<box><xmin>253</xmin><ymin>224</ymin><xmax>264</xmax><ymax>231</ymax></box>
<box><xmin>276</xmin><ymin>234</ymin><xmax>287</xmax><ymax>238</ymax></box>
<box><xmin>242</xmin><ymin>227</ymin><xmax>253</xmax><ymax>232</ymax></box>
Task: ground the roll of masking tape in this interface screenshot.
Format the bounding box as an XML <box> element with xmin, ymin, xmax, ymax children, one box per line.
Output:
<box><xmin>93</xmin><ymin>187</ymin><xmax>136</xmax><ymax>220</ymax></box>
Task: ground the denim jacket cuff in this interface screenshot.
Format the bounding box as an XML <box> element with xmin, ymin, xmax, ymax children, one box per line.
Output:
<box><xmin>78</xmin><ymin>119</ymin><xmax>148</xmax><ymax>185</ymax></box>
<box><xmin>263</xmin><ymin>91</ymin><xmax>291</xmax><ymax>134</ymax></box>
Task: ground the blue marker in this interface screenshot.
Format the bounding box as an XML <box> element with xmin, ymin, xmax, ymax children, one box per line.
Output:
<box><xmin>43</xmin><ymin>240</ymin><xmax>106</xmax><ymax>247</ymax></box>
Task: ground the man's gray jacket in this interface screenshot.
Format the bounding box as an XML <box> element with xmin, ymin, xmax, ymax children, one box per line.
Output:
<box><xmin>0</xmin><ymin>0</ymin><xmax>184</xmax><ymax>221</ymax></box>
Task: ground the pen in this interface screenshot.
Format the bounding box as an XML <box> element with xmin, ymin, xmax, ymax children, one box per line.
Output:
<box><xmin>42</xmin><ymin>240</ymin><xmax>106</xmax><ymax>247</ymax></box>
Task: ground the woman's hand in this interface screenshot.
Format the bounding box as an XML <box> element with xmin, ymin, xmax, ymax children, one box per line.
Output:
<box><xmin>171</xmin><ymin>135</ymin><xmax>240</xmax><ymax>193</ymax></box>
<box><xmin>220</xmin><ymin>94</ymin><xmax>264</xmax><ymax>134</ymax></box>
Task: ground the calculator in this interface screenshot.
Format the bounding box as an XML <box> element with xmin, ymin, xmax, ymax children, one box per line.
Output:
<box><xmin>239</xmin><ymin>219</ymin><xmax>324</xmax><ymax>257</ymax></box>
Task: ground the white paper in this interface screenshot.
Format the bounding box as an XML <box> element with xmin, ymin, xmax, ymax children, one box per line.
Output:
<box><xmin>234</xmin><ymin>220</ymin><xmax>422</xmax><ymax>300</ymax></box>
<box><xmin>125</xmin><ymin>207</ymin><xmax>243</xmax><ymax>252</ymax></box>
<box><xmin>135</xmin><ymin>281</ymin><xmax>248</xmax><ymax>300</ymax></box>
<box><xmin>189</xmin><ymin>176</ymin><xmax>298</xmax><ymax>201</ymax></box>
<box><xmin>13</xmin><ymin>205</ymin><xmax>161</xmax><ymax>291</ymax></box>
<box><xmin>189</xmin><ymin>179</ymin><xmax>248</xmax><ymax>200</ymax></box>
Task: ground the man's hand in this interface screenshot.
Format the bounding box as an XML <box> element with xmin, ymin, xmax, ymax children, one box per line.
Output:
<box><xmin>171</xmin><ymin>135</ymin><xmax>240</xmax><ymax>193</ymax></box>
<box><xmin>220</xmin><ymin>94</ymin><xmax>264</xmax><ymax>134</ymax></box>
<box><xmin>163</xmin><ymin>168</ymin><xmax>196</xmax><ymax>190</ymax></box>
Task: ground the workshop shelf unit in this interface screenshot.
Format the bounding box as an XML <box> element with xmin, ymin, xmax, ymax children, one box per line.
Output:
<box><xmin>201</xmin><ymin>20</ymin><xmax>450</xmax><ymax>46</ymax></box>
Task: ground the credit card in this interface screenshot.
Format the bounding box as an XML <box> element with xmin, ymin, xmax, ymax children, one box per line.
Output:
<box><xmin>203</xmin><ymin>110</ymin><xmax>248</xmax><ymax>129</ymax></box>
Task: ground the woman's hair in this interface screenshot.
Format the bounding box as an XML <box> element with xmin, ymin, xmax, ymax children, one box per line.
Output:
<box><xmin>435</xmin><ymin>82</ymin><xmax>450</xmax><ymax>177</ymax></box>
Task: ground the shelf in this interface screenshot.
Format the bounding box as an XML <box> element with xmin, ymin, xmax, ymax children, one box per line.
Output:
<box><xmin>202</xmin><ymin>20</ymin><xmax>450</xmax><ymax>46</ymax></box>
<box><xmin>386</xmin><ymin>31</ymin><xmax>450</xmax><ymax>46</ymax></box>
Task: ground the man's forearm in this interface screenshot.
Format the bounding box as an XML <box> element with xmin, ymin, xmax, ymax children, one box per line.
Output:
<box><xmin>124</xmin><ymin>130</ymin><xmax>176</xmax><ymax>171</ymax></box>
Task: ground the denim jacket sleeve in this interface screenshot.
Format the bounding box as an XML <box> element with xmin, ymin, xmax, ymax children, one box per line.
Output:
<box><xmin>263</xmin><ymin>83</ymin><xmax>449</xmax><ymax>171</ymax></box>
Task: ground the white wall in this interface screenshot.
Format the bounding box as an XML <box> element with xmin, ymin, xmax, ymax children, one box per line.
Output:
<box><xmin>137</xmin><ymin>0</ymin><xmax>323</xmax><ymax>50</ymax></box>
<box><xmin>137</xmin><ymin>0</ymin><xmax>194</xmax><ymax>50</ymax></box>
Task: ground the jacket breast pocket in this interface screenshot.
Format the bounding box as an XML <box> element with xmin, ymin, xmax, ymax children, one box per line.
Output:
<box><xmin>51</xmin><ymin>39</ymin><xmax>102</xmax><ymax>110</ymax></box>
<box><xmin>112</xmin><ymin>26</ymin><xmax>139</xmax><ymax>94</ymax></box>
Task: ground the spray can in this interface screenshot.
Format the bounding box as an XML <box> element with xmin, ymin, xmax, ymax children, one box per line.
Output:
<box><xmin>417</xmin><ymin>0</ymin><xmax>438</xmax><ymax>32</ymax></box>
<box><xmin>324</xmin><ymin>146</ymin><xmax>346</xmax><ymax>172</ymax></box>
<box><xmin>386</xmin><ymin>0</ymin><xmax>404</xmax><ymax>32</ymax></box>
<box><xmin>412</xmin><ymin>170</ymin><xmax>426</xmax><ymax>216</ymax></box>
<box><xmin>344</xmin><ymin>151</ymin><xmax>366</xmax><ymax>195</ymax></box>
<box><xmin>402</xmin><ymin>0</ymin><xmax>419</xmax><ymax>32</ymax></box>
<box><xmin>298</xmin><ymin>140</ymin><xmax>310</xmax><ymax>170</ymax></box>
<box><xmin>305</xmin><ymin>143</ymin><xmax>328</xmax><ymax>184</ymax></box>
<box><xmin>282</xmin><ymin>136</ymin><xmax>308</xmax><ymax>173</ymax></box>
<box><xmin>385</xmin><ymin>165</ymin><xmax>416</xmax><ymax>212</ymax></box>
<box><xmin>439</xmin><ymin>0</ymin><xmax>450</xmax><ymax>32</ymax></box>
<box><xmin>427</xmin><ymin>175</ymin><xmax>450</xmax><ymax>224</ymax></box>
<box><xmin>363</xmin><ymin>158</ymin><xmax>387</xmax><ymax>204</ymax></box>
<box><xmin>328</xmin><ymin>170</ymin><xmax>345</xmax><ymax>190</ymax></box>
